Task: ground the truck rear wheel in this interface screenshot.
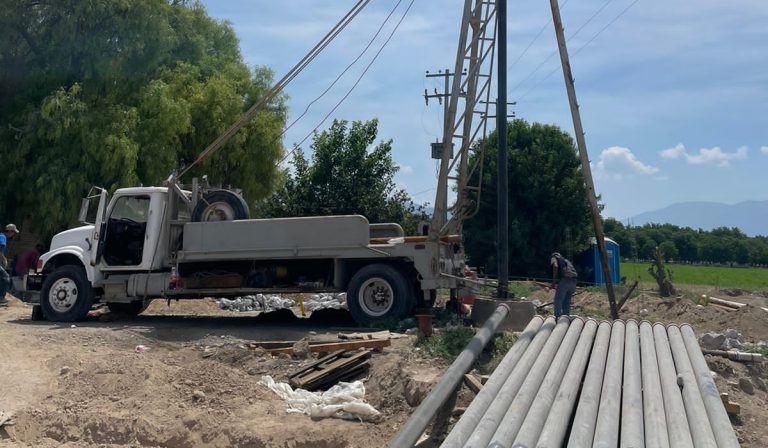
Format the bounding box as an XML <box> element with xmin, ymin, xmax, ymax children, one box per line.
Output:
<box><xmin>191</xmin><ymin>190</ymin><xmax>249</xmax><ymax>221</ymax></box>
<box><xmin>347</xmin><ymin>264</ymin><xmax>414</xmax><ymax>326</ymax></box>
<box><xmin>40</xmin><ymin>266</ymin><xmax>94</xmax><ymax>322</ymax></box>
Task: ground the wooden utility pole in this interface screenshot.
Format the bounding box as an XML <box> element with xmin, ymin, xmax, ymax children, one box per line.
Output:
<box><xmin>549</xmin><ymin>0</ymin><xmax>619</xmax><ymax>319</ymax></box>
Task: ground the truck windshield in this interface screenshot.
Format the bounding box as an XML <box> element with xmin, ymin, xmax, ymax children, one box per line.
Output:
<box><xmin>111</xmin><ymin>196</ymin><xmax>150</xmax><ymax>222</ymax></box>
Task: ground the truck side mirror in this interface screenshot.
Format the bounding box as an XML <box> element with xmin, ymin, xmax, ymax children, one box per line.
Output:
<box><xmin>78</xmin><ymin>198</ymin><xmax>91</xmax><ymax>224</ymax></box>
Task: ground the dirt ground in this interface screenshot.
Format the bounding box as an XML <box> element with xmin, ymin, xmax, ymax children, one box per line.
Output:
<box><xmin>2</xmin><ymin>283</ymin><xmax>767</xmax><ymax>447</ymax></box>
<box><xmin>0</xmin><ymin>297</ymin><xmax>456</xmax><ymax>448</ymax></box>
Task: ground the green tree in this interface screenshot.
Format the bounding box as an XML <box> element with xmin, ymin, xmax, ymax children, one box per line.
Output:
<box><xmin>259</xmin><ymin>119</ymin><xmax>428</xmax><ymax>235</ymax></box>
<box><xmin>658</xmin><ymin>241</ymin><xmax>678</xmax><ymax>261</ymax></box>
<box><xmin>463</xmin><ymin>119</ymin><xmax>593</xmax><ymax>279</ymax></box>
<box><xmin>0</xmin><ymin>0</ymin><xmax>286</xmax><ymax>238</ymax></box>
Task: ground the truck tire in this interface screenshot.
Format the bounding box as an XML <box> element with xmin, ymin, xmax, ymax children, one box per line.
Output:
<box><xmin>346</xmin><ymin>264</ymin><xmax>414</xmax><ymax>326</ymax></box>
<box><xmin>191</xmin><ymin>190</ymin><xmax>249</xmax><ymax>222</ymax></box>
<box><xmin>106</xmin><ymin>300</ymin><xmax>151</xmax><ymax>317</ymax></box>
<box><xmin>40</xmin><ymin>266</ymin><xmax>94</xmax><ymax>322</ymax></box>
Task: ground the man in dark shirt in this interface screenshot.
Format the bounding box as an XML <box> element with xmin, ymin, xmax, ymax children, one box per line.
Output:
<box><xmin>550</xmin><ymin>252</ymin><xmax>578</xmax><ymax>318</ymax></box>
<box><xmin>0</xmin><ymin>224</ymin><xmax>20</xmax><ymax>304</ymax></box>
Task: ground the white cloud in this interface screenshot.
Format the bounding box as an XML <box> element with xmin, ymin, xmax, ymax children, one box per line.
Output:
<box><xmin>660</xmin><ymin>143</ymin><xmax>748</xmax><ymax>167</ymax></box>
<box><xmin>397</xmin><ymin>164</ymin><xmax>414</xmax><ymax>175</ymax></box>
<box><xmin>761</xmin><ymin>146</ymin><xmax>768</xmax><ymax>155</ymax></box>
<box><xmin>595</xmin><ymin>146</ymin><xmax>659</xmax><ymax>180</ymax></box>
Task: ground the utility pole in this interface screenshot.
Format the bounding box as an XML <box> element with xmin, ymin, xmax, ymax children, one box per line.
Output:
<box><xmin>425</xmin><ymin>69</ymin><xmax>456</xmax><ymax>227</ymax></box>
<box><xmin>549</xmin><ymin>0</ymin><xmax>619</xmax><ymax>319</ymax></box>
<box><xmin>496</xmin><ymin>0</ymin><xmax>508</xmax><ymax>298</ymax></box>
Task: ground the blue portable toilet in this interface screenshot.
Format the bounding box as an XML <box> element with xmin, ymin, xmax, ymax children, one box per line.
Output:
<box><xmin>581</xmin><ymin>237</ymin><xmax>621</xmax><ymax>285</ymax></box>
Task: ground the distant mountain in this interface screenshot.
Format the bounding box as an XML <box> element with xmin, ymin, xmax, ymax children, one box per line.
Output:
<box><xmin>625</xmin><ymin>200</ymin><xmax>767</xmax><ymax>236</ymax></box>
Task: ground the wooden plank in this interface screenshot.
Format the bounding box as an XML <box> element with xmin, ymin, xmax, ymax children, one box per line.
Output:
<box><xmin>268</xmin><ymin>338</ymin><xmax>390</xmax><ymax>355</ymax></box>
<box><xmin>288</xmin><ymin>350</ymin><xmax>346</xmax><ymax>380</ymax></box>
<box><xmin>250</xmin><ymin>340</ymin><xmax>338</xmax><ymax>350</ymax></box>
<box><xmin>720</xmin><ymin>393</ymin><xmax>741</xmax><ymax>415</ymax></box>
<box><xmin>463</xmin><ymin>374</ymin><xmax>483</xmax><ymax>395</ymax></box>
<box><xmin>294</xmin><ymin>351</ymin><xmax>371</xmax><ymax>388</ymax></box>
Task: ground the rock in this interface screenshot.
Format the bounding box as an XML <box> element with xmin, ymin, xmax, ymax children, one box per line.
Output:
<box><xmin>405</xmin><ymin>328</ymin><xmax>418</xmax><ymax>336</ymax></box>
<box><xmin>192</xmin><ymin>390</ymin><xmax>206</xmax><ymax>401</ymax></box>
<box><xmin>724</xmin><ymin>329</ymin><xmax>744</xmax><ymax>343</ymax></box>
<box><xmin>699</xmin><ymin>333</ymin><xmax>727</xmax><ymax>351</ymax></box>
<box><xmin>60</xmin><ymin>366</ymin><xmax>71</xmax><ymax>376</ymax></box>
<box><xmin>292</xmin><ymin>339</ymin><xmax>311</xmax><ymax>358</ymax></box>
<box><xmin>753</xmin><ymin>377</ymin><xmax>767</xmax><ymax>392</ymax></box>
<box><xmin>452</xmin><ymin>407</ymin><xmax>467</xmax><ymax>417</ymax></box>
<box><xmin>404</xmin><ymin>378</ymin><xmax>432</xmax><ymax>407</ymax></box>
<box><xmin>739</xmin><ymin>378</ymin><xmax>755</xmax><ymax>395</ymax></box>
<box><xmin>253</xmin><ymin>347</ymin><xmax>267</xmax><ymax>357</ymax></box>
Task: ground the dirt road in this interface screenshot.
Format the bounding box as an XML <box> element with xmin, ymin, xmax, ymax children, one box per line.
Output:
<box><xmin>0</xmin><ymin>298</ymin><xmax>430</xmax><ymax>447</ymax></box>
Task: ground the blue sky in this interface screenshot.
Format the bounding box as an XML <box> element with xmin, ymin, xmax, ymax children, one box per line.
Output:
<box><xmin>200</xmin><ymin>0</ymin><xmax>768</xmax><ymax>220</ymax></box>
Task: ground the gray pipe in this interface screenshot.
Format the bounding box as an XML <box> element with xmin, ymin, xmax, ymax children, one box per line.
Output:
<box><xmin>667</xmin><ymin>325</ymin><xmax>718</xmax><ymax>448</ymax></box>
<box><xmin>566</xmin><ymin>321</ymin><xmax>612</xmax><ymax>447</ymax></box>
<box><xmin>652</xmin><ymin>324</ymin><xmax>694</xmax><ymax>448</ymax></box>
<box><xmin>620</xmin><ymin>320</ymin><xmax>644</xmax><ymax>448</ymax></box>
<box><xmin>702</xmin><ymin>348</ymin><xmax>763</xmax><ymax>362</ymax></box>
<box><xmin>440</xmin><ymin>316</ymin><xmax>545</xmax><ymax>448</ymax></box>
<box><xmin>680</xmin><ymin>324</ymin><xmax>740</xmax><ymax>448</ymax></box>
<box><xmin>387</xmin><ymin>303</ymin><xmax>510</xmax><ymax>448</ymax></box>
<box><xmin>488</xmin><ymin>318</ymin><xmax>584</xmax><ymax>447</ymax></box>
<box><xmin>520</xmin><ymin>319</ymin><xmax>598</xmax><ymax>448</ymax></box>
<box><xmin>592</xmin><ymin>320</ymin><xmax>626</xmax><ymax>448</ymax></box>
<box><xmin>463</xmin><ymin>316</ymin><xmax>567</xmax><ymax>448</ymax></box>
<box><xmin>639</xmin><ymin>321</ymin><xmax>669</xmax><ymax>448</ymax></box>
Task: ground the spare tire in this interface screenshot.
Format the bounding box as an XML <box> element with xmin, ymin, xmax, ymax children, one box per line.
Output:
<box><xmin>191</xmin><ymin>190</ymin><xmax>249</xmax><ymax>222</ymax></box>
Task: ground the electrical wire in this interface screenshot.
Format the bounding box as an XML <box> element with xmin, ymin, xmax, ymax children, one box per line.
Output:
<box><xmin>507</xmin><ymin>0</ymin><xmax>571</xmax><ymax>73</ymax></box>
<box><xmin>516</xmin><ymin>0</ymin><xmax>641</xmax><ymax>102</ymax></box>
<box><xmin>509</xmin><ymin>0</ymin><xmax>615</xmax><ymax>95</ymax></box>
<box><xmin>178</xmin><ymin>0</ymin><xmax>371</xmax><ymax>178</ymax></box>
<box><xmin>279</xmin><ymin>0</ymin><xmax>404</xmax><ymax>141</ymax></box>
<box><xmin>281</xmin><ymin>0</ymin><xmax>417</xmax><ymax>163</ymax></box>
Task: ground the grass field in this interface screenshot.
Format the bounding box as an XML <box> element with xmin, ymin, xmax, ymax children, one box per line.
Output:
<box><xmin>621</xmin><ymin>261</ymin><xmax>768</xmax><ymax>289</ymax></box>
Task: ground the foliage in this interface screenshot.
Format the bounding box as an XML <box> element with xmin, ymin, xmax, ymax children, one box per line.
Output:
<box><xmin>463</xmin><ymin>119</ymin><xmax>593</xmax><ymax>279</ymax></box>
<box><xmin>605</xmin><ymin>219</ymin><xmax>768</xmax><ymax>266</ymax></box>
<box><xmin>621</xmin><ymin>262</ymin><xmax>768</xmax><ymax>289</ymax></box>
<box><xmin>648</xmin><ymin>247</ymin><xmax>676</xmax><ymax>297</ymax></box>
<box><xmin>0</xmin><ymin>0</ymin><xmax>286</xmax><ymax>238</ymax></box>
<box><xmin>490</xmin><ymin>332</ymin><xmax>518</xmax><ymax>361</ymax></box>
<box><xmin>414</xmin><ymin>325</ymin><xmax>475</xmax><ymax>360</ymax></box>
<box><xmin>259</xmin><ymin>119</ymin><xmax>428</xmax><ymax>235</ymax></box>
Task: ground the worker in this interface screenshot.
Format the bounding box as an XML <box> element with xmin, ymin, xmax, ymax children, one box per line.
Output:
<box><xmin>15</xmin><ymin>243</ymin><xmax>44</xmax><ymax>277</ymax></box>
<box><xmin>550</xmin><ymin>252</ymin><xmax>577</xmax><ymax>318</ymax></box>
<box><xmin>0</xmin><ymin>223</ymin><xmax>20</xmax><ymax>305</ymax></box>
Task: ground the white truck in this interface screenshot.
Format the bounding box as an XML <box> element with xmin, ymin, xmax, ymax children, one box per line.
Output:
<box><xmin>22</xmin><ymin>182</ymin><xmax>464</xmax><ymax>325</ymax></box>
<box><xmin>20</xmin><ymin>0</ymin><xmax>497</xmax><ymax>325</ymax></box>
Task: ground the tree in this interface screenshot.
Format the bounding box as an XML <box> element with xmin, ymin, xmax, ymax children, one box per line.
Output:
<box><xmin>463</xmin><ymin>119</ymin><xmax>593</xmax><ymax>279</ymax></box>
<box><xmin>259</xmin><ymin>119</ymin><xmax>428</xmax><ymax>235</ymax></box>
<box><xmin>0</xmin><ymin>0</ymin><xmax>286</xmax><ymax>238</ymax></box>
<box><xmin>658</xmin><ymin>241</ymin><xmax>678</xmax><ymax>261</ymax></box>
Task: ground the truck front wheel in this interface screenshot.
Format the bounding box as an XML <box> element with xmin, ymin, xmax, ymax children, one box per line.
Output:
<box><xmin>40</xmin><ymin>266</ymin><xmax>94</xmax><ymax>322</ymax></box>
<box><xmin>347</xmin><ymin>264</ymin><xmax>414</xmax><ymax>326</ymax></box>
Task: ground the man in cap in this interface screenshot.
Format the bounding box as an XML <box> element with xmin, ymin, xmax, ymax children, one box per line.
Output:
<box><xmin>550</xmin><ymin>252</ymin><xmax>578</xmax><ymax>318</ymax></box>
<box><xmin>0</xmin><ymin>223</ymin><xmax>20</xmax><ymax>304</ymax></box>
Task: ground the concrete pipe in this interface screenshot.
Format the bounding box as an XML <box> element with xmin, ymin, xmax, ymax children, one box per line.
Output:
<box><xmin>462</xmin><ymin>316</ymin><xmax>569</xmax><ymax>448</ymax></box>
<box><xmin>592</xmin><ymin>320</ymin><xmax>626</xmax><ymax>448</ymax></box>
<box><xmin>639</xmin><ymin>321</ymin><xmax>669</xmax><ymax>448</ymax></box>
<box><xmin>681</xmin><ymin>324</ymin><xmax>740</xmax><ymax>448</ymax></box>
<box><xmin>388</xmin><ymin>303</ymin><xmax>510</xmax><ymax>448</ymax></box>
<box><xmin>522</xmin><ymin>319</ymin><xmax>599</xmax><ymax>448</ymax></box>
<box><xmin>566</xmin><ymin>320</ymin><xmax>612</xmax><ymax>447</ymax></box>
<box><xmin>440</xmin><ymin>315</ymin><xmax>545</xmax><ymax>448</ymax></box>
<box><xmin>505</xmin><ymin>318</ymin><xmax>589</xmax><ymax>447</ymax></box>
<box><xmin>652</xmin><ymin>323</ymin><xmax>694</xmax><ymax>448</ymax></box>
<box><xmin>620</xmin><ymin>320</ymin><xmax>644</xmax><ymax>448</ymax></box>
<box><xmin>667</xmin><ymin>325</ymin><xmax>718</xmax><ymax>448</ymax></box>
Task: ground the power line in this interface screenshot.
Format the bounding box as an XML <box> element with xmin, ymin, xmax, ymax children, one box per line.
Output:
<box><xmin>279</xmin><ymin>0</ymin><xmax>404</xmax><ymax>141</ymax></box>
<box><xmin>282</xmin><ymin>0</ymin><xmax>416</xmax><ymax>163</ymax></box>
<box><xmin>507</xmin><ymin>0</ymin><xmax>571</xmax><ymax>73</ymax></box>
<box><xmin>516</xmin><ymin>0</ymin><xmax>641</xmax><ymax>102</ymax></box>
<box><xmin>509</xmin><ymin>0</ymin><xmax>615</xmax><ymax>95</ymax></box>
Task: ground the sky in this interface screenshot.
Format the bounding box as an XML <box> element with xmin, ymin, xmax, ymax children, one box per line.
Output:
<box><xmin>199</xmin><ymin>0</ymin><xmax>768</xmax><ymax>220</ymax></box>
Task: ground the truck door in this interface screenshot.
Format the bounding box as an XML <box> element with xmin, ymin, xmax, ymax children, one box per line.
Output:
<box><xmin>100</xmin><ymin>195</ymin><xmax>152</xmax><ymax>267</ymax></box>
<box><xmin>90</xmin><ymin>189</ymin><xmax>109</xmax><ymax>267</ymax></box>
